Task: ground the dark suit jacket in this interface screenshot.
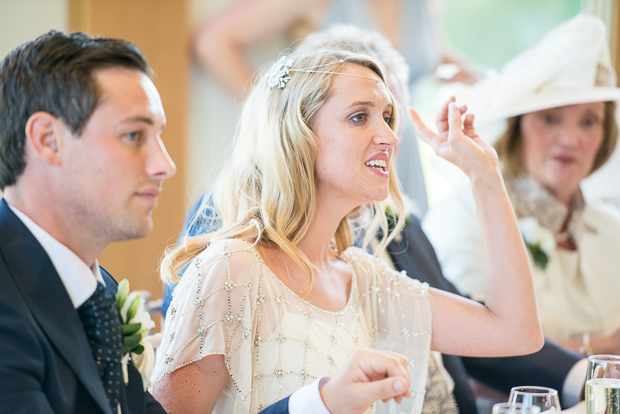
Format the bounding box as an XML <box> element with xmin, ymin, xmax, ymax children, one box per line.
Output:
<box><xmin>387</xmin><ymin>215</ymin><xmax>583</xmax><ymax>414</ymax></box>
<box><xmin>0</xmin><ymin>199</ymin><xmax>166</xmax><ymax>414</ymax></box>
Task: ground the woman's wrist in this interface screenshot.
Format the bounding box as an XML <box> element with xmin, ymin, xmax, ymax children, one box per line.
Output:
<box><xmin>468</xmin><ymin>164</ymin><xmax>504</xmax><ymax>193</ymax></box>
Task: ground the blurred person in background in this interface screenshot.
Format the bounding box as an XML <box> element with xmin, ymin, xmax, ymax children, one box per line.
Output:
<box><xmin>424</xmin><ymin>14</ymin><xmax>620</xmax><ymax>358</ymax></box>
<box><xmin>193</xmin><ymin>0</ymin><xmax>477</xmax><ymax>215</ymax></box>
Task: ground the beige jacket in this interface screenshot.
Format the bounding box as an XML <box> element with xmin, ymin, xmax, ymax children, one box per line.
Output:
<box><xmin>423</xmin><ymin>183</ymin><xmax>620</xmax><ymax>341</ymax></box>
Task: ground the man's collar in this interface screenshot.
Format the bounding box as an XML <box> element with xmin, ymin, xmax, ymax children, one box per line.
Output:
<box><xmin>6</xmin><ymin>202</ymin><xmax>103</xmax><ymax>308</ymax></box>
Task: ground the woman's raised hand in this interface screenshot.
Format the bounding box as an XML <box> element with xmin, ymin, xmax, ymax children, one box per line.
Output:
<box><xmin>409</xmin><ymin>97</ymin><xmax>498</xmax><ymax>179</ymax></box>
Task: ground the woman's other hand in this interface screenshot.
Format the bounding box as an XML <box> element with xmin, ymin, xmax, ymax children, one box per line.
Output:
<box><xmin>319</xmin><ymin>348</ymin><xmax>411</xmax><ymax>413</ymax></box>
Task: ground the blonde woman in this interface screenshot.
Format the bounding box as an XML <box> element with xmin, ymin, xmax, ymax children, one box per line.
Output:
<box><xmin>151</xmin><ymin>47</ymin><xmax>542</xmax><ymax>413</ymax></box>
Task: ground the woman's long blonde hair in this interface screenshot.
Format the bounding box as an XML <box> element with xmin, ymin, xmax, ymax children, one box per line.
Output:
<box><xmin>161</xmin><ymin>48</ymin><xmax>406</xmax><ymax>295</ymax></box>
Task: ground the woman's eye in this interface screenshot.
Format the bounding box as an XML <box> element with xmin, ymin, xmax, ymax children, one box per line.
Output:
<box><xmin>582</xmin><ymin>117</ymin><xmax>601</xmax><ymax>127</ymax></box>
<box><xmin>542</xmin><ymin>114</ymin><xmax>556</xmax><ymax>124</ymax></box>
<box><xmin>384</xmin><ymin>116</ymin><xmax>392</xmax><ymax>125</ymax></box>
<box><xmin>351</xmin><ymin>114</ymin><xmax>366</xmax><ymax>123</ymax></box>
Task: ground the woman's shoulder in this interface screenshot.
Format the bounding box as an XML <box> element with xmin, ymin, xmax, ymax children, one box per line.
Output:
<box><xmin>186</xmin><ymin>238</ymin><xmax>263</xmax><ymax>281</ymax></box>
<box><xmin>584</xmin><ymin>200</ymin><xmax>620</xmax><ymax>224</ymax></box>
<box><xmin>195</xmin><ymin>238</ymin><xmax>258</xmax><ymax>259</ymax></box>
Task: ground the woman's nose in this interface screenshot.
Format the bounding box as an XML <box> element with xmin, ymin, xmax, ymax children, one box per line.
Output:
<box><xmin>374</xmin><ymin>123</ymin><xmax>399</xmax><ymax>148</ymax></box>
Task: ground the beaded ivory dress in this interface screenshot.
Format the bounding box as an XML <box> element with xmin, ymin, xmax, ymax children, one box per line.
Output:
<box><xmin>151</xmin><ymin>239</ymin><xmax>432</xmax><ymax>414</ymax></box>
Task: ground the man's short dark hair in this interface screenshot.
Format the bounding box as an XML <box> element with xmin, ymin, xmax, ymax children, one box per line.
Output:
<box><xmin>0</xmin><ymin>30</ymin><xmax>153</xmax><ymax>189</ymax></box>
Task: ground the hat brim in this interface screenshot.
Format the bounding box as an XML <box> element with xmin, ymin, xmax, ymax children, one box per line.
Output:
<box><xmin>475</xmin><ymin>87</ymin><xmax>620</xmax><ymax>125</ymax></box>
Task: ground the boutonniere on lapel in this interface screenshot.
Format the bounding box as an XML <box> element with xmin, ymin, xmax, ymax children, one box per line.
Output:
<box><xmin>518</xmin><ymin>217</ymin><xmax>556</xmax><ymax>270</ymax></box>
<box><xmin>115</xmin><ymin>279</ymin><xmax>156</xmax><ymax>390</ymax></box>
<box><xmin>385</xmin><ymin>205</ymin><xmax>412</xmax><ymax>232</ymax></box>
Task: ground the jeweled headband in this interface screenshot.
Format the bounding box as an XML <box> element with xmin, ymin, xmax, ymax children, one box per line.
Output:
<box><xmin>265</xmin><ymin>56</ymin><xmax>384</xmax><ymax>89</ymax></box>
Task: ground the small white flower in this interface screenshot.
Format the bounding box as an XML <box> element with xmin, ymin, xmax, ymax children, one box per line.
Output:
<box><xmin>519</xmin><ymin>217</ymin><xmax>542</xmax><ymax>244</ymax></box>
<box><xmin>116</xmin><ymin>279</ymin><xmax>157</xmax><ymax>390</ymax></box>
<box><xmin>120</xmin><ymin>293</ymin><xmax>156</xmax><ymax>337</ymax></box>
<box><xmin>539</xmin><ymin>228</ymin><xmax>556</xmax><ymax>253</ymax></box>
<box><xmin>518</xmin><ymin>217</ymin><xmax>555</xmax><ymax>270</ymax></box>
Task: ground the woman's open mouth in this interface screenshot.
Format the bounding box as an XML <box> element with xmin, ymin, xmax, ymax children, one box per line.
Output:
<box><xmin>364</xmin><ymin>159</ymin><xmax>387</xmax><ymax>172</ymax></box>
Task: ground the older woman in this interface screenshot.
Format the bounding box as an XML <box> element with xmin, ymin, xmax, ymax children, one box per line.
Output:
<box><xmin>150</xmin><ymin>44</ymin><xmax>541</xmax><ymax>414</ymax></box>
<box><xmin>423</xmin><ymin>15</ymin><xmax>620</xmax><ymax>356</ymax></box>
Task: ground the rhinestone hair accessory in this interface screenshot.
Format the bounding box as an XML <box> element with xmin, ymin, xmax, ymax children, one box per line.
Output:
<box><xmin>265</xmin><ymin>56</ymin><xmax>381</xmax><ymax>89</ymax></box>
<box><xmin>266</xmin><ymin>56</ymin><xmax>293</xmax><ymax>89</ymax></box>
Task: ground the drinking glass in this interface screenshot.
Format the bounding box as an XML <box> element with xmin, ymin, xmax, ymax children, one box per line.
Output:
<box><xmin>493</xmin><ymin>402</ymin><xmax>541</xmax><ymax>414</ymax></box>
<box><xmin>509</xmin><ymin>386</ymin><xmax>561</xmax><ymax>412</ymax></box>
<box><xmin>586</xmin><ymin>354</ymin><xmax>620</xmax><ymax>414</ymax></box>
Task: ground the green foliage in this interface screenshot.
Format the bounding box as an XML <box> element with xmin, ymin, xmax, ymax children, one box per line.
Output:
<box><xmin>122</xmin><ymin>333</ymin><xmax>143</xmax><ymax>355</ymax></box>
<box><xmin>526</xmin><ymin>243</ymin><xmax>549</xmax><ymax>270</ymax></box>
<box><xmin>122</xmin><ymin>322</ymin><xmax>142</xmax><ymax>336</ymax></box>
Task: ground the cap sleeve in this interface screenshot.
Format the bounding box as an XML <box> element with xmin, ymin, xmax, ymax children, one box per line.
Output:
<box><xmin>151</xmin><ymin>239</ymin><xmax>260</xmax><ymax>412</ymax></box>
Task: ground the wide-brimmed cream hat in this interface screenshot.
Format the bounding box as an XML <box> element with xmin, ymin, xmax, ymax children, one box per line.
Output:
<box><xmin>441</xmin><ymin>14</ymin><xmax>620</xmax><ymax>140</ymax></box>
<box><xmin>435</xmin><ymin>14</ymin><xmax>620</xmax><ymax>201</ymax></box>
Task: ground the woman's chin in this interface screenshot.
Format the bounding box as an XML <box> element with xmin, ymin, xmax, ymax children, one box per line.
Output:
<box><xmin>367</xmin><ymin>191</ymin><xmax>390</xmax><ymax>204</ymax></box>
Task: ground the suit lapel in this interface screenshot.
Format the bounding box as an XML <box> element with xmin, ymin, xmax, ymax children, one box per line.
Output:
<box><xmin>0</xmin><ymin>200</ymin><xmax>112</xmax><ymax>414</ymax></box>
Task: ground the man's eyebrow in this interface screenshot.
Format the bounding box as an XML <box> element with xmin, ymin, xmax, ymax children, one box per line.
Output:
<box><xmin>122</xmin><ymin>116</ymin><xmax>155</xmax><ymax>125</ymax></box>
<box><xmin>121</xmin><ymin>116</ymin><xmax>167</xmax><ymax>130</ymax></box>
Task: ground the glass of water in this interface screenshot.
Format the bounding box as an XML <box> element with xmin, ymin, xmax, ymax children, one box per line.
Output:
<box><xmin>586</xmin><ymin>355</ymin><xmax>620</xmax><ymax>414</ymax></box>
<box><xmin>509</xmin><ymin>386</ymin><xmax>561</xmax><ymax>412</ymax></box>
<box><xmin>493</xmin><ymin>402</ymin><xmax>541</xmax><ymax>414</ymax></box>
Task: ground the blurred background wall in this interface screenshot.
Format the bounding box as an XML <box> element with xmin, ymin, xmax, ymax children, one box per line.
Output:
<box><xmin>0</xmin><ymin>0</ymin><xmax>616</xmax><ymax>301</ymax></box>
<box><xmin>0</xmin><ymin>0</ymin><xmax>68</xmax><ymax>57</ymax></box>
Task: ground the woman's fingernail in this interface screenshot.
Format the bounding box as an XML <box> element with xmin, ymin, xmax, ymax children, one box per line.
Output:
<box><xmin>448</xmin><ymin>103</ymin><xmax>456</xmax><ymax>112</ymax></box>
<box><xmin>393</xmin><ymin>379</ymin><xmax>405</xmax><ymax>392</ymax></box>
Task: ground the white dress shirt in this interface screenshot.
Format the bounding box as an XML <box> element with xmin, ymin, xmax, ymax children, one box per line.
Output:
<box><xmin>289</xmin><ymin>377</ymin><xmax>331</xmax><ymax>414</ymax></box>
<box><xmin>8</xmin><ymin>203</ymin><xmax>103</xmax><ymax>308</ymax></box>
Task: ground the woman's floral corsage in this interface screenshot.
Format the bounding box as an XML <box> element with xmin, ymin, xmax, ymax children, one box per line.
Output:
<box><xmin>518</xmin><ymin>217</ymin><xmax>556</xmax><ymax>270</ymax></box>
<box><xmin>116</xmin><ymin>279</ymin><xmax>156</xmax><ymax>390</ymax></box>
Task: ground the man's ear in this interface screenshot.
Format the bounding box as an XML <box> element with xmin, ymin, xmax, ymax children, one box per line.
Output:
<box><xmin>25</xmin><ymin>112</ymin><xmax>68</xmax><ymax>166</ymax></box>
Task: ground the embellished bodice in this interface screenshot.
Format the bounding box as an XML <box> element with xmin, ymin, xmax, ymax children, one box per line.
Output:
<box><xmin>151</xmin><ymin>239</ymin><xmax>432</xmax><ymax>413</ymax></box>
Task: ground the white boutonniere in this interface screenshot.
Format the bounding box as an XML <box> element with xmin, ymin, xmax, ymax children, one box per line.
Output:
<box><xmin>116</xmin><ymin>279</ymin><xmax>156</xmax><ymax>391</ymax></box>
<box><xmin>518</xmin><ymin>217</ymin><xmax>556</xmax><ymax>270</ymax></box>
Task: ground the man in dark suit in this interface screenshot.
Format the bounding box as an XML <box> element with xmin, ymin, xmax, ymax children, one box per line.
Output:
<box><xmin>0</xmin><ymin>30</ymin><xmax>177</xmax><ymax>414</ymax></box>
<box><xmin>387</xmin><ymin>215</ymin><xmax>585</xmax><ymax>414</ymax></box>
<box><xmin>0</xmin><ymin>31</ymin><xmax>411</xmax><ymax>414</ymax></box>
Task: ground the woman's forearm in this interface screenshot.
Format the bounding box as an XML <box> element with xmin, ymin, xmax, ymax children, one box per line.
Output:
<box><xmin>470</xmin><ymin>167</ymin><xmax>543</xmax><ymax>352</ymax></box>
